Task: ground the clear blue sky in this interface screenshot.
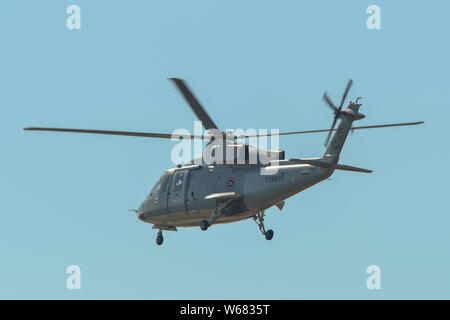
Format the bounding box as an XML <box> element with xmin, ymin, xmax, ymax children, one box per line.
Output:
<box><xmin>0</xmin><ymin>1</ymin><xmax>448</xmax><ymax>299</ymax></box>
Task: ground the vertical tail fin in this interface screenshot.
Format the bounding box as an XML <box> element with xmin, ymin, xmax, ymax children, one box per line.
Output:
<box><xmin>323</xmin><ymin>100</ymin><xmax>365</xmax><ymax>162</ymax></box>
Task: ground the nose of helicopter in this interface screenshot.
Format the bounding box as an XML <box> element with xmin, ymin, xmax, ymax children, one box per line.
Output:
<box><xmin>137</xmin><ymin>201</ymin><xmax>147</xmax><ymax>221</ymax></box>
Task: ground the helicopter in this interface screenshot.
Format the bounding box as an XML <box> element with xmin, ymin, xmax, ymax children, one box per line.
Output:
<box><xmin>24</xmin><ymin>78</ymin><xmax>423</xmax><ymax>246</ymax></box>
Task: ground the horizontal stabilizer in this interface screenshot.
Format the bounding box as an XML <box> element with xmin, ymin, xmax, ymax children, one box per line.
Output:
<box><xmin>333</xmin><ymin>163</ymin><xmax>373</xmax><ymax>173</ymax></box>
<box><xmin>289</xmin><ymin>158</ymin><xmax>372</xmax><ymax>173</ymax></box>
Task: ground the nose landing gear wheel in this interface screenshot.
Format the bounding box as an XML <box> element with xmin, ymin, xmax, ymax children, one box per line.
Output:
<box><xmin>156</xmin><ymin>230</ymin><xmax>164</xmax><ymax>246</ymax></box>
<box><xmin>264</xmin><ymin>229</ymin><xmax>274</xmax><ymax>241</ymax></box>
<box><xmin>200</xmin><ymin>220</ymin><xmax>210</xmax><ymax>231</ymax></box>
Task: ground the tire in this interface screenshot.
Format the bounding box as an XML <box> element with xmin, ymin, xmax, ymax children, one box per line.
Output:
<box><xmin>200</xmin><ymin>220</ymin><xmax>210</xmax><ymax>231</ymax></box>
<box><xmin>265</xmin><ymin>229</ymin><xmax>274</xmax><ymax>241</ymax></box>
<box><xmin>156</xmin><ymin>235</ymin><xmax>164</xmax><ymax>246</ymax></box>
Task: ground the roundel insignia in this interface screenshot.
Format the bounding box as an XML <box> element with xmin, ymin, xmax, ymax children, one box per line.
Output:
<box><xmin>226</xmin><ymin>176</ymin><xmax>236</xmax><ymax>190</ymax></box>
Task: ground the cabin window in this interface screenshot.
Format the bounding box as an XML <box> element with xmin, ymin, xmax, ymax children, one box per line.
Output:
<box><xmin>172</xmin><ymin>171</ymin><xmax>185</xmax><ymax>200</ymax></box>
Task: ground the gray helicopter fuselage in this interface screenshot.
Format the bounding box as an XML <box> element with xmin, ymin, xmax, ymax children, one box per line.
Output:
<box><xmin>137</xmin><ymin>99</ymin><xmax>367</xmax><ymax>230</ymax></box>
<box><xmin>137</xmin><ymin>161</ymin><xmax>333</xmax><ymax>228</ymax></box>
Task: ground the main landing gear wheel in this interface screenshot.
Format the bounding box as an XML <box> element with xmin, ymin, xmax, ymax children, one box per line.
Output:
<box><xmin>156</xmin><ymin>230</ymin><xmax>164</xmax><ymax>246</ymax></box>
<box><xmin>200</xmin><ymin>209</ymin><xmax>217</xmax><ymax>231</ymax></box>
<box><xmin>265</xmin><ymin>229</ymin><xmax>274</xmax><ymax>241</ymax></box>
<box><xmin>253</xmin><ymin>211</ymin><xmax>274</xmax><ymax>241</ymax></box>
<box><xmin>200</xmin><ymin>220</ymin><xmax>210</xmax><ymax>231</ymax></box>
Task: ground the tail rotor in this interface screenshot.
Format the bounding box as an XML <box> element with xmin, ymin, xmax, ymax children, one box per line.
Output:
<box><xmin>322</xmin><ymin>78</ymin><xmax>353</xmax><ymax>146</ymax></box>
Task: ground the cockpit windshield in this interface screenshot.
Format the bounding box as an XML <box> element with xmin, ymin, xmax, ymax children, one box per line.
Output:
<box><xmin>149</xmin><ymin>173</ymin><xmax>167</xmax><ymax>197</ymax></box>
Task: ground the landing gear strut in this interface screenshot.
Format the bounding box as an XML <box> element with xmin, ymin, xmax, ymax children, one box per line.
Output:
<box><xmin>156</xmin><ymin>230</ymin><xmax>164</xmax><ymax>246</ymax></box>
<box><xmin>253</xmin><ymin>210</ymin><xmax>274</xmax><ymax>241</ymax></box>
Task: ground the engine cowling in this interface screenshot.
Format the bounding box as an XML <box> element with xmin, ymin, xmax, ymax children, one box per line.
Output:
<box><xmin>206</xmin><ymin>143</ymin><xmax>284</xmax><ymax>165</ymax></box>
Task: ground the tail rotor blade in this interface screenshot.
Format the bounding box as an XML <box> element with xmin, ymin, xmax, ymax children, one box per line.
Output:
<box><xmin>323</xmin><ymin>92</ymin><xmax>337</xmax><ymax>111</ymax></box>
<box><xmin>339</xmin><ymin>78</ymin><xmax>353</xmax><ymax>109</ymax></box>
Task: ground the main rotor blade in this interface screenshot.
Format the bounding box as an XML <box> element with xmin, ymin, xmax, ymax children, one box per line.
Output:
<box><xmin>322</xmin><ymin>92</ymin><xmax>337</xmax><ymax>111</ymax></box>
<box><xmin>24</xmin><ymin>121</ymin><xmax>424</xmax><ymax>140</ymax></box>
<box><xmin>236</xmin><ymin>121</ymin><xmax>424</xmax><ymax>138</ymax></box>
<box><xmin>349</xmin><ymin>121</ymin><xmax>424</xmax><ymax>130</ymax></box>
<box><xmin>339</xmin><ymin>78</ymin><xmax>353</xmax><ymax>109</ymax></box>
<box><xmin>23</xmin><ymin>127</ymin><xmax>205</xmax><ymax>139</ymax></box>
<box><xmin>324</xmin><ymin>116</ymin><xmax>338</xmax><ymax>147</ymax></box>
<box><xmin>169</xmin><ymin>78</ymin><xmax>219</xmax><ymax>130</ymax></box>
